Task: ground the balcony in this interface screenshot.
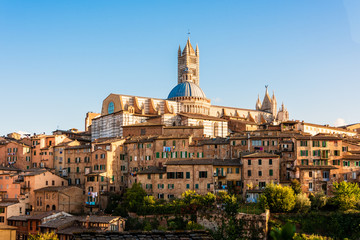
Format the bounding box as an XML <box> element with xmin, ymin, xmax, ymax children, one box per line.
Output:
<box><xmin>322</xmin><ymin>178</ymin><xmax>329</xmax><ymax>182</ymax></box>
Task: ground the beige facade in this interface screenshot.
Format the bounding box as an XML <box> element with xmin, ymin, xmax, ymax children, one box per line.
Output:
<box><xmin>242</xmin><ymin>152</ymin><xmax>280</xmax><ymax>196</ymax></box>
<box><xmin>33</xmin><ymin>186</ymin><xmax>83</xmax><ymax>214</ymax></box>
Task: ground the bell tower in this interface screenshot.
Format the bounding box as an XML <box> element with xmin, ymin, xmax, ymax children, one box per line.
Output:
<box><xmin>178</xmin><ymin>38</ymin><xmax>200</xmax><ymax>86</ymax></box>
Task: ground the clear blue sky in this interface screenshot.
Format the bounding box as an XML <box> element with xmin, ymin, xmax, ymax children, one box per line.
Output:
<box><xmin>1</xmin><ymin>0</ymin><xmax>359</xmax><ymax>136</ymax></box>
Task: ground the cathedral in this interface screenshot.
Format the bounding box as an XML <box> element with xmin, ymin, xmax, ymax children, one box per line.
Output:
<box><xmin>91</xmin><ymin>38</ymin><xmax>289</xmax><ymax>140</ymax></box>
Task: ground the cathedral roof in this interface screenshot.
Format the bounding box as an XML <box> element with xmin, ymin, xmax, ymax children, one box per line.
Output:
<box><xmin>167</xmin><ymin>81</ymin><xmax>206</xmax><ymax>99</ymax></box>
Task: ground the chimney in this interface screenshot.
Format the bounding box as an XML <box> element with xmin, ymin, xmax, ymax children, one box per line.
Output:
<box><xmin>85</xmin><ymin>215</ymin><xmax>90</xmax><ymax>229</ymax></box>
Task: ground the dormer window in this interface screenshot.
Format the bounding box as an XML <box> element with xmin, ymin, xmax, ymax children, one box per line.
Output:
<box><xmin>108</xmin><ymin>102</ymin><xmax>114</xmax><ymax>114</ymax></box>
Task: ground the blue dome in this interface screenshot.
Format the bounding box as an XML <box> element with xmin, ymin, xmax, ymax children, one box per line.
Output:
<box><xmin>167</xmin><ymin>81</ymin><xmax>206</xmax><ymax>99</ymax></box>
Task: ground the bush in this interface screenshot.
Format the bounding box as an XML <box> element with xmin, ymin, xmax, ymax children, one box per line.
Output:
<box><xmin>309</xmin><ymin>192</ymin><xmax>327</xmax><ymax>210</ymax></box>
<box><xmin>332</xmin><ymin>181</ymin><xmax>360</xmax><ymax>210</ymax></box>
<box><xmin>269</xmin><ymin>222</ymin><xmax>296</xmax><ymax>240</ymax></box>
<box><xmin>294</xmin><ymin>233</ymin><xmax>334</xmax><ymax>240</ymax></box>
<box><xmin>259</xmin><ymin>183</ymin><xmax>296</xmax><ymax>213</ymax></box>
<box><xmin>295</xmin><ymin>193</ymin><xmax>311</xmax><ymax>213</ymax></box>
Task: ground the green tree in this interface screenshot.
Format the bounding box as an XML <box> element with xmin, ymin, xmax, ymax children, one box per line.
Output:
<box><xmin>123</xmin><ymin>183</ymin><xmax>147</xmax><ymax>213</ymax></box>
<box><xmin>291</xmin><ymin>179</ymin><xmax>302</xmax><ymax>195</ymax></box>
<box><xmin>29</xmin><ymin>232</ymin><xmax>58</xmax><ymax>240</ymax></box>
<box><xmin>259</xmin><ymin>183</ymin><xmax>296</xmax><ymax>213</ymax></box>
<box><xmin>332</xmin><ymin>181</ymin><xmax>360</xmax><ymax>210</ymax></box>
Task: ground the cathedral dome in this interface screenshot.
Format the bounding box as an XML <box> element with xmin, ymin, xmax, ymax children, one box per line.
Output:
<box><xmin>167</xmin><ymin>81</ymin><xmax>206</xmax><ymax>99</ymax></box>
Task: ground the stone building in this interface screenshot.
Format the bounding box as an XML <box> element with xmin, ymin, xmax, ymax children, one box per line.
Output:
<box><xmin>33</xmin><ymin>186</ymin><xmax>83</xmax><ymax>214</ymax></box>
<box><xmin>91</xmin><ymin>39</ymin><xmax>290</xmax><ymax>141</ymax></box>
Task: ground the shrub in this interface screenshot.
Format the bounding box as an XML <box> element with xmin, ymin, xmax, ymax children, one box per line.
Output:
<box><xmin>295</xmin><ymin>193</ymin><xmax>311</xmax><ymax>213</ymax></box>
<box><xmin>309</xmin><ymin>192</ymin><xmax>327</xmax><ymax>210</ymax></box>
<box><xmin>332</xmin><ymin>181</ymin><xmax>360</xmax><ymax>210</ymax></box>
<box><xmin>294</xmin><ymin>233</ymin><xmax>334</xmax><ymax>240</ymax></box>
<box><xmin>269</xmin><ymin>222</ymin><xmax>296</xmax><ymax>240</ymax></box>
<box><xmin>259</xmin><ymin>183</ymin><xmax>296</xmax><ymax>213</ymax></box>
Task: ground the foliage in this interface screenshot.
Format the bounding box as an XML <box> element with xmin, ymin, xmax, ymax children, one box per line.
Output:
<box><xmin>293</xmin><ymin>233</ymin><xmax>334</xmax><ymax>240</ymax></box>
<box><xmin>186</xmin><ymin>220</ymin><xmax>204</xmax><ymax>230</ymax></box>
<box><xmin>291</xmin><ymin>179</ymin><xmax>302</xmax><ymax>195</ymax></box>
<box><xmin>295</xmin><ymin>193</ymin><xmax>311</xmax><ymax>213</ymax></box>
<box><xmin>105</xmin><ymin>193</ymin><xmax>123</xmax><ymax>214</ymax></box>
<box><xmin>332</xmin><ymin>181</ymin><xmax>360</xmax><ymax>210</ymax></box>
<box><xmin>273</xmin><ymin>211</ymin><xmax>360</xmax><ymax>239</ymax></box>
<box><xmin>309</xmin><ymin>192</ymin><xmax>327</xmax><ymax>210</ymax></box>
<box><xmin>123</xmin><ymin>183</ymin><xmax>147</xmax><ymax>213</ymax></box>
<box><xmin>29</xmin><ymin>232</ymin><xmax>58</xmax><ymax>240</ymax></box>
<box><xmin>167</xmin><ymin>216</ymin><xmax>187</xmax><ymax>230</ymax></box>
<box><xmin>269</xmin><ymin>222</ymin><xmax>296</xmax><ymax>240</ymax></box>
<box><xmin>259</xmin><ymin>182</ymin><xmax>296</xmax><ymax>213</ymax></box>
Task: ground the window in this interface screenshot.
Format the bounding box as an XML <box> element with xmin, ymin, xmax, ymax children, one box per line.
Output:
<box><xmin>248</xmin><ymin>159</ymin><xmax>251</xmax><ymax>165</ymax></box>
<box><xmin>269</xmin><ymin>169</ymin><xmax>273</xmax><ymax>176</ymax></box>
<box><xmin>157</xmin><ymin>184</ymin><xmax>164</xmax><ymax>189</ymax></box>
<box><xmin>334</xmin><ymin>150</ymin><xmax>340</xmax><ymax>156</ymax></box>
<box><xmin>236</xmin><ymin>168</ymin><xmax>239</xmax><ymax>174</ymax></box>
<box><xmin>247</xmin><ymin>170</ymin><xmax>251</xmax><ymax>177</ymax></box>
<box><xmin>168</xmin><ymin>184</ymin><xmax>174</xmax><ymax>189</ymax></box>
<box><xmin>195</xmin><ymin>184</ymin><xmax>199</xmax><ymax>189</ymax></box>
<box><xmin>159</xmin><ymin>174</ymin><xmax>163</xmax><ymax>179</ymax></box>
<box><xmin>343</xmin><ymin>161</ymin><xmax>350</xmax><ymax>167</ymax></box>
<box><xmin>241</xmin><ymin>140</ymin><xmax>247</xmax><ymax>146</ymax></box>
<box><xmin>147</xmin><ymin>174</ymin><xmax>151</xmax><ymax>180</ymax></box>
<box><xmin>186</xmin><ymin>184</ymin><xmax>190</xmax><ymax>189</ymax></box>
<box><xmin>46</xmin><ymin>181</ymin><xmax>48</xmax><ymax>186</ymax></box>
<box><xmin>186</xmin><ymin>172</ymin><xmax>190</xmax><ymax>179</ymax></box>
<box><xmin>108</xmin><ymin>101</ymin><xmax>114</xmax><ymax>114</ymax></box>
<box><xmin>300</xmin><ymin>150</ymin><xmax>309</xmax><ymax>156</ymax></box>
<box><xmin>322</xmin><ymin>141</ymin><xmax>327</xmax><ymax>147</ymax></box>
<box><xmin>309</xmin><ymin>171</ymin><xmax>312</xmax><ymax>178</ymax></box>
<box><xmin>300</xmin><ymin>140</ymin><xmax>308</xmax><ymax>146</ymax></box>
<box><xmin>199</xmin><ymin>171</ymin><xmax>207</xmax><ymax>178</ymax></box>
<box><xmin>258</xmin><ymin>171</ymin><xmax>262</xmax><ymax>177</ymax></box>
<box><xmin>258</xmin><ymin>159</ymin><xmax>262</xmax><ymax>165</ymax></box>
<box><xmin>252</xmin><ymin>140</ymin><xmax>262</xmax><ymax>146</ymax></box>
<box><xmin>301</xmin><ymin>159</ymin><xmax>309</xmax><ymax>165</ymax></box>
<box><xmin>227</xmin><ymin>168</ymin><xmax>232</xmax><ymax>174</ymax></box>
<box><xmin>52</xmin><ymin>180</ymin><xmax>55</xmax><ymax>186</ymax></box>
<box><xmin>156</xmin><ymin>152</ymin><xmax>160</xmax><ymax>158</ymax></box>
<box><xmin>101</xmin><ymin>154</ymin><xmax>105</xmax><ymax>159</ymax></box>
<box><xmin>309</xmin><ymin>182</ymin><xmax>313</xmax><ymax>191</ymax></box>
<box><xmin>259</xmin><ymin>182</ymin><xmax>266</xmax><ymax>189</ymax></box>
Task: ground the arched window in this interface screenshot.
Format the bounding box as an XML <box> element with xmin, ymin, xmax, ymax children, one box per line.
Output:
<box><xmin>52</xmin><ymin>205</ymin><xmax>56</xmax><ymax>210</ymax></box>
<box><xmin>108</xmin><ymin>102</ymin><xmax>114</xmax><ymax>114</ymax></box>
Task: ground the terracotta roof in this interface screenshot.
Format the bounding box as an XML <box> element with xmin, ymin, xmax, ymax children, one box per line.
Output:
<box><xmin>342</xmin><ymin>154</ymin><xmax>360</xmax><ymax>160</ymax></box>
<box><xmin>0</xmin><ymin>225</ymin><xmax>18</xmax><ymax>230</ymax></box>
<box><xmin>179</xmin><ymin>113</ymin><xmax>227</xmax><ymax>122</ymax></box>
<box><xmin>73</xmin><ymin>230</ymin><xmax>213</xmax><ymax>239</ymax></box>
<box><xmin>242</xmin><ymin>152</ymin><xmax>280</xmax><ymax>158</ymax></box>
<box><xmin>8</xmin><ymin>215</ymin><xmax>29</xmax><ymax>221</ymax></box>
<box><xmin>138</xmin><ymin>166</ymin><xmax>166</xmax><ymax>174</ymax></box>
<box><xmin>297</xmin><ymin>165</ymin><xmax>338</xmax><ymax>170</ymax></box>
<box><xmin>77</xmin><ymin>216</ymin><xmax>120</xmax><ymax>223</ymax></box>
<box><xmin>65</xmin><ymin>145</ymin><xmax>91</xmax><ymax>150</ymax></box>
<box><xmin>122</xmin><ymin>122</ymin><xmax>164</xmax><ymax>128</ymax></box>
<box><xmin>34</xmin><ymin>186</ymin><xmax>80</xmax><ymax>192</ymax></box>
